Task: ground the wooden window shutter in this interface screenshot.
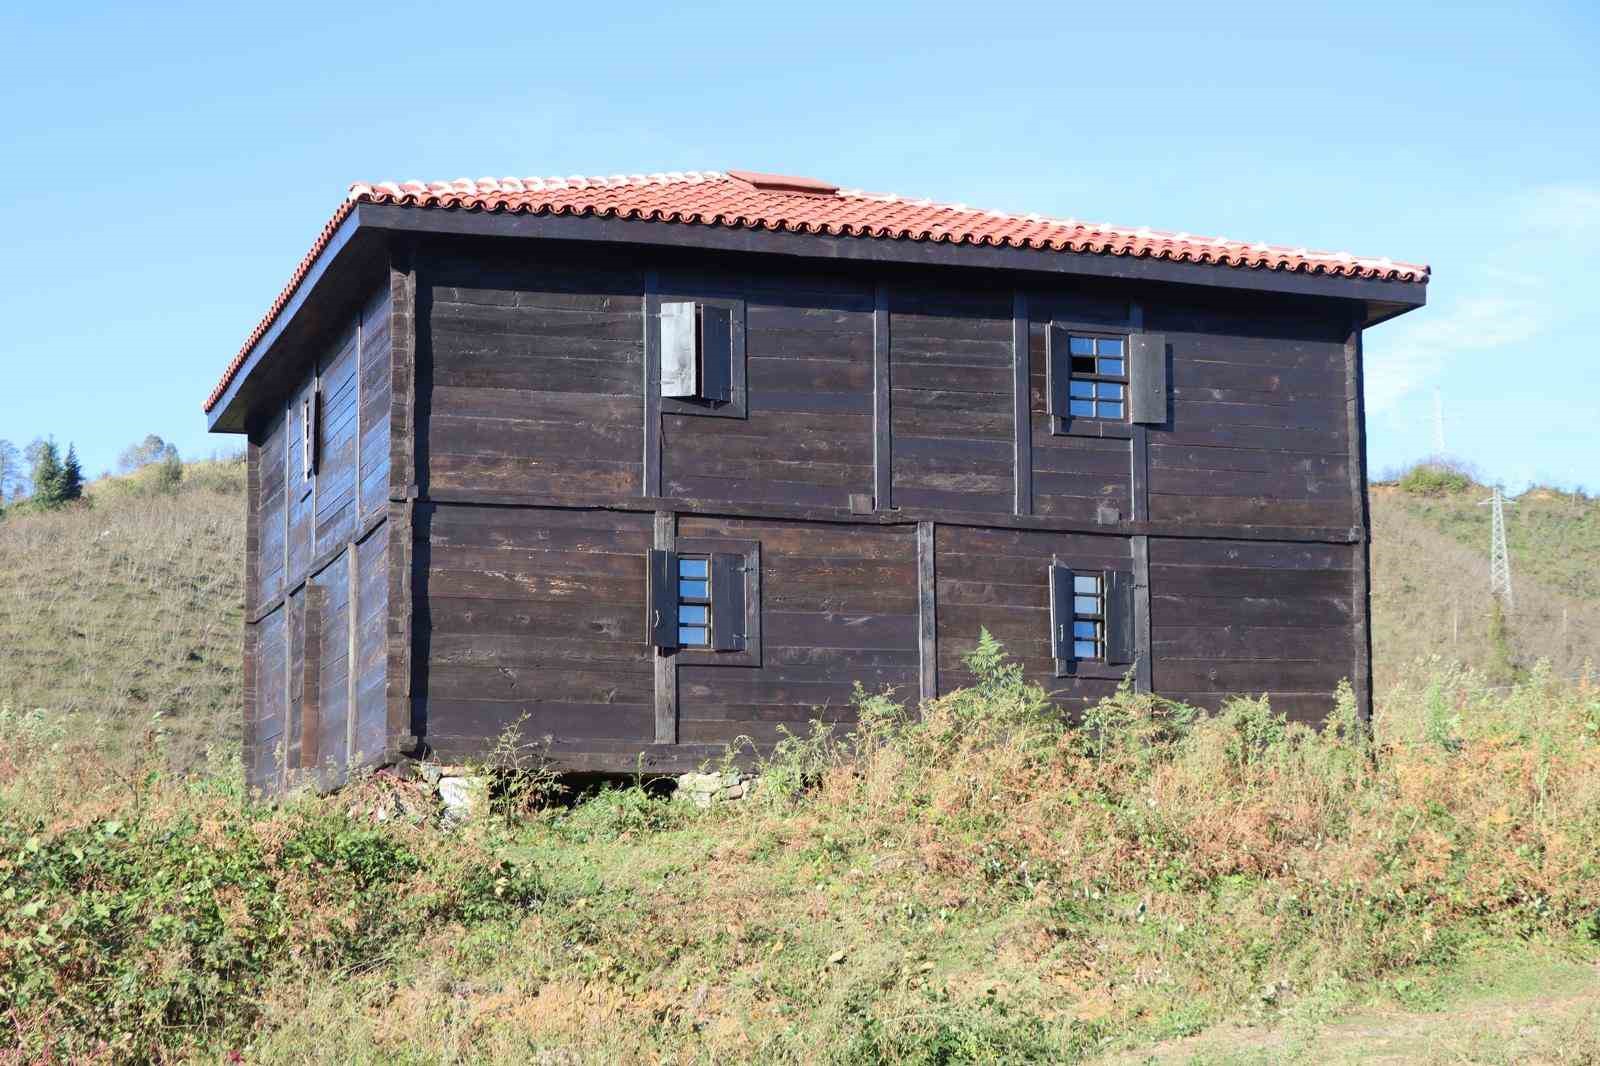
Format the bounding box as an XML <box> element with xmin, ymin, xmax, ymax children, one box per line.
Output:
<box><xmin>1048</xmin><ymin>562</ymin><xmax>1074</xmax><ymax>661</ymax></box>
<box><xmin>699</xmin><ymin>305</ymin><xmax>733</xmax><ymax>404</ymax></box>
<box><xmin>1046</xmin><ymin>323</ymin><xmax>1070</xmax><ymax>417</ymax></box>
<box><xmin>1103</xmin><ymin>570</ymin><xmax>1136</xmax><ymax>665</ymax></box>
<box><xmin>710</xmin><ymin>552</ymin><xmax>746</xmax><ymax>651</ymax></box>
<box><xmin>1128</xmin><ymin>333</ymin><xmax>1168</xmax><ymax>424</ymax></box>
<box><xmin>310</xmin><ymin>386</ymin><xmax>323</xmax><ymax>475</ymax></box>
<box><xmin>647</xmin><ymin>549</ymin><xmax>679</xmax><ymax>649</ymax></box>
<box><xmin>660</xmin><ymin>302</ymin><xmax>697</xmax><ymax>398</ymax></box>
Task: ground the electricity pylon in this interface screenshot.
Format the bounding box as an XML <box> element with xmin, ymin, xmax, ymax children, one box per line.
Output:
<box><xmin>1479</xmin><ymin>485</ymin><xmax>1515</xmax><ymax>609</ymax></box>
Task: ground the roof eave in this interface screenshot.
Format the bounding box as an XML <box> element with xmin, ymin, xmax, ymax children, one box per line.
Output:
<box><xmin>206</xmin><ymin>202</ymin><xmax>1427</xmax><ymax>432</ymax></box>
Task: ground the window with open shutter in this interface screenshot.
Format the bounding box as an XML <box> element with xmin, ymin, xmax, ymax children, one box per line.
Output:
<box><xmin>660</xmin><ymin>301</ymin><xmax>735</xmax><ymax>405</ymax></box>
<box><xmin>1050</xmin><ymin>563</ymin><xmax>1135</xmax><ymax>671</ymax></box>
<box><xmin>648</xmin><ymin>541</ymin><xmax>759</xmax><ymax>663</ymax></box>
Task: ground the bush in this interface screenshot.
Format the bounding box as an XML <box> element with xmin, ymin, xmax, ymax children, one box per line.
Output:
<box><xmin>0</xmin><ymin>767</ymin><xmax>547</xmax><ymax>1060</ymax></box>
<box><xmin>1398</xmin><ymin>459</ymin><xmax>1476</xmax><ymax>495</ymax></box>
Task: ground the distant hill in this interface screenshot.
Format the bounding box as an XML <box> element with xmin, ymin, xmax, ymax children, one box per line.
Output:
<box><xmin>0</xmin><ymin>456</ymin><xmax>1593</xmax><ymax>767</ymax></box>
<box><xmin>0</xmin><ymin>460</ymin><xmax>244</xmax><ymax>766</ymax></box>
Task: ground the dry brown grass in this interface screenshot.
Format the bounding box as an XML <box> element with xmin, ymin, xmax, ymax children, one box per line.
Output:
<box><xmin>0</xmin><ymin>459</ymin><xmax>245</xmax><ymax>767</ymax></box>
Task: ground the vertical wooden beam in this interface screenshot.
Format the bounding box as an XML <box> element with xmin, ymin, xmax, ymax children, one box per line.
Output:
<box><xmin>654</xmin><ymin>510</ymin><xmax>677</xmax><ymax>744</ymax></box>
<box><xmin>1128</xmin><ymin>302</ymin><xmax>1150</xmax><ymax>522</ymax></box>
<box><xmin>346</xmin><ymin>542</ymin><xmax>360</xmax><ymax>765</ymax></box>
<box><xmin>1012</xmin><ymin>290</ymin><xmax>1033</xmax><ymax>516</ymax></box>
<box><xmin>301</xmin><ymin>585</ymin><xmax>325</xmax><ymax>772</ymax></box>
<box><xmin>1344</xmin><ymin>318</ymin><xmax>1374</xmax><ymax>725</ymax></box>
<box><xmin>243</xmin><ymin>434</ymin><xmax>261</xmax><ymax>787</ymax></box>
<box><xmin>1131</xmin><ymin>535</ymin><xmax>1153</xmax><ymax>694</ymax></box>
<box><xmin>386</xmin><ymin>237</ymin><xmax>419</xmax><ymax>758</ymax></box>
<box><xmin>917</xmin><ymin>521</ymin><xmax>937</xmax><ymax>704</ymax></box>
<box><xmin>241</xmin><ymin>609</ymin><xmax>259</xmax><ymax>790</ymax></box>
<box><xmin>643</xmin><ymin>271</ymin><xmax>662</xmax><ymax>498</ymax></box>
<box><xmin>873</xmin><ymin>283</ymin><xmax>892</xmax><ymax>510</ymax></box>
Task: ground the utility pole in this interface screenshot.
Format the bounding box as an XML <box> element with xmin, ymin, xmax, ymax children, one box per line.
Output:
<box><xmin>1479</xmin><ymin>485</ymin><xmax>1515</xmax><ymax>609</ymax></box>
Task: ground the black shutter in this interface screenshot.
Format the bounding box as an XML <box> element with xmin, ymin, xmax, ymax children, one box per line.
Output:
<box><xmin>1128</xmin><ymin>333</ymin><xmax>1168</xmax><ymax>424</ymax></box>
<box><xmin>1104</xmin><ymin>570</ymin><xmax>1135</xmax><ymax>665</ymax></box>
<box><xmin>710</xmin><ymin>552</ymin><xmax>746</xmax><ymax>651</ymax></box>
<box><xmin>699</xmin><ymin>305</ymin><xmax>733</xmax><ymax>404</ymax></box>
<box><xmin>1049</xmin><ymin>562</ymin><xmax>1074</xmax><ymax>661</ymax></box>
<box><xmin>310</xmin><ymin>386</ymin><xmax>323</xmax><ymax>475</ymax></box>
<box><xmin>1046</xmin><ymin>323</ymin><xmax>1070</xmax><ymax>418</ymax></box>
<box><xmin>647</xmin><ymin>549</ymin><xmax>678</xmax><ymax>649</ymax></box>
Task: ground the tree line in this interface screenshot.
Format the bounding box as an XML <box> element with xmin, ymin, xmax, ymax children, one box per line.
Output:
<box><xmin>0</xmin><ymin>434</ymin><xmax>184</xmax><ymax>516</ymax></box>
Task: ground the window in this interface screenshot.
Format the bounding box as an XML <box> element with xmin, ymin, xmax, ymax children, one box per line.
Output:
<box><xmin>647</xmin><ymin>544</ymin><xmax>758</xmax><ymax>660</ymax></box>
<box><xmin>1050</xmin><ymin>563</ymin><xmax>1135</xmax><ymax>668</ymax></box>
<box><xmin>1069</xmin><ymin>573</ymin><xmax>1104</xmax><ymax>660</ymax></box>
<box><xmin>299</xmin><ymin>387</ymin><xmax>320</xmax><ymax>498</ymax></box>
<box><xmin>1065</xmin><ymin>335</ymin><xmax>1126</xmax><ymax>421</ymax></box>
<box><xmin>1046</xmin><ymin>326</ymin><xmax>1168</xmax><ymax>430</ymax></box>
<box><xmin>676</xmin><ymin>557</ymin><xmax>712</xmax><ymax>647</ymax></box>
<box><xmin>661</xmin><ymin>301</ymin><xmax>733</xmax><ymax>404</ymax></box>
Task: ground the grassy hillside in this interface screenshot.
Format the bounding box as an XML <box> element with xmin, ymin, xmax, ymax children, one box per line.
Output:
<box><xmin>0</xmin><ymin>459</ymin><xmax>245</xmax><ymax>767</ymax></box>
<box><xmin>1</xmin><ymin>458</ymin><xmax>1598</xmax><ymax>1062</ymax></box>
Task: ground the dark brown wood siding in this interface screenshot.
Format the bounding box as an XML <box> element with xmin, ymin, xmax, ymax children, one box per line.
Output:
<box><xmin>889</xmin><ymin>288</ymin><xmax>1014</xmax><ymax>515</ymax></box>
<box><xmin>1148</xmin><ymin>536</ymin><xmax>1357</xmax><ymax>722</ymax></box>
<box><xmin>418</xmin><ymin>504</ymin><xmax>657</xmax><ymax>760</ymax></box>
<box><xmin>1145</xmin><ymin>303</ymin><xmax>1354</xmax><ymax>531</ymax></box>
<box><xmin>675</xmin><ymin>516</ymin><xmax>919</xmax><ymax>746</ymax></box>
<box><xmin>935</xmin><ymin>525</ymin><xmax>1130</xmax><ymax>711</ymax></box>
<box><xmin>423</xmin><ymin>251</ymin><xmax>645</xmax><ymax>499</ymax></box>
<box><xmin>1025</xmin><ymin>291</ymin><xmax>1137</xmax><ymax>522</ymax></box>
<box><xmin>243</xmin><ymin>281</ymin><xmax>392</xmax><ymax>792</ymax></box>
<box><xmin>662</xmin><ymin>272</ymin><xmax>876</xmax><ymax>510</ymax></box>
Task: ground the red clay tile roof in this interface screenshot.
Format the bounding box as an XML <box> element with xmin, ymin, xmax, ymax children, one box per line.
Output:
<box><xmin>204</xmin><ymin>170</ymin><xmax>1430</xmax><ymax>413</ymax></box>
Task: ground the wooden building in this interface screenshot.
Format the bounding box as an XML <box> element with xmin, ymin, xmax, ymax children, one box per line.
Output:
<box><xmin>204</xmin><ymin>169</ymin><xmax>1428</xmax><ymax>791</ymax></box>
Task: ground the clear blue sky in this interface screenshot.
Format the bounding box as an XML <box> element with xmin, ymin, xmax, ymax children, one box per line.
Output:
<box><xmin>2</xmin><ymin>1</ymin><xmax>1596</xmax><ymax>490</ymax></box>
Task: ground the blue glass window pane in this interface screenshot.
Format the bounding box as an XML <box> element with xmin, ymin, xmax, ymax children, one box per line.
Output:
<box><xmin>1073</xmin><ymin>640</ymin><xmax>1098</xmax><ymax>659</ymax></box>
<box><xmin>1069</xmin><ymin>379</ymin><xmax>1095</xmax><ymax>398</ymax></box>
<box><xmin>678</xmin><ymin>558</ymin><xmax>708</xmax><ymax>579</ymax></box>
<box><xmin>679</xmin><ymin>579</ymin><xmax>709</xmax><ymax>599</ymax></box>
<box><xmin>1097</xmin><ymin>382</ymin><xmax>1124</xmax><ymax>400</ymax></box>
<box><xmin>1073</xmin><ymin>575</ymin><xmax>1099</xmax><ymax>594</ymax></box>
<box><xmin>1099</xmin><ymin>401</ymin><xmax>1123</xmax><ymax>419</ymax></box>
<box><xmin>1073</xmin><ymin>620</ymin><xmax>1098</xmax><ymax>639</ymax></box>
<box><xmin>1097</xmin><ymin>338</ymin><xmax>1124</xmax><ymax>356</ymax></box>
<box><xmin>1069</xmin><ymin>399</ymin><xmax>1095</xmax><ymax>417</ymax></box>
<box><xmin>1069</xmin><ymin>336</ymin><xmax>1095</xmax><ymax>356</ymax></box>
<box><xmin>1074</xmin><ymin>595</ymin><xmax>1099</xmax><ymax>615</ymax></box>
<box><xmin>678</xmin><ymin>605</ymin><xmax>708</xmax><ymax>625</ymax></box>
<box><xmin>679</xmin><ymin>626</ymin><xmax>709</xmax><ymax>647</ymax></box>
<box><xmin>1098</xmin><ymin>358</ymin><xmax>1125</xmax><ymax>377</ymax></box>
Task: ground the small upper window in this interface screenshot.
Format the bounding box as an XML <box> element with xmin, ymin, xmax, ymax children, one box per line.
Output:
<box><xmin>1066</xmin><ymin>335</ymin><xmax>1126</xmax><ymax>421</ymax></box>
<box><xmin>661</xmin><ymin>302</ymin><xmax>733</xmax><ymax>405</ymax></box>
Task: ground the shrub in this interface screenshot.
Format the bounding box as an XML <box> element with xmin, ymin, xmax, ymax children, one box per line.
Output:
<box><xmin>1398</xmin><ymin>459</ymin><xmax>1476</xmax><ymax>496</ymax></box>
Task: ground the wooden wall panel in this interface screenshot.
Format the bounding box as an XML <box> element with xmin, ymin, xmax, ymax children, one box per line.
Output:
<box><xmin>1026</xmin><ymin>292</ymin><xmax>1136</xmax><ymax>522</ymax></box>
<box><xmin>353</xmin><ymin>525</ymin><xmax>389</xmax><ymax>765</ymax></box>
<box><xmin>249</xmin><ymin>605</ymin><xmax>287</xmax><ymax>791</ymax></box>
<box><xmin>311</xmin><ymin>550</ymin><xmax>352</xmax><ymax>772</ymax></box>
<box><xmin>255</xmin><ymin>415</ymin><xmax>286</xmax><ymax>606</ymax></box>
<box><xmin>662</xmin><ymin>273</ymin><xmax>875</xmax><ymax>509</ymax></box>
<box><xmin>284</xmin><ymin>587</ymin><xmax>307</xmax><ymax>769</ymax></box>
<box><xmin>418</xmin><ymin>504</ymin><xmax>656</xmax><ymax>758</ymax></box>
<box><xmin>889</xmin><ymin>289</ymin><xmax>1014</xmax><ymax>514</ymax></box>
<box><xmin>359</xmin><ymin>286</ymin><xmax>392</xmax><ymax>529</ymax></box>
<box><xmin>673</xmin><ymin>517</ymin><xmax>919</xmax><ymax>746</ymax></box>
<box><xmin>1148</xmin><ymin>536</ymin><xmax>1357</xmax><ymax>722</ymax></box>
<box><xmin>286</xmin><ymin>377</ymin><xmax>316</xmax><ymax>579</ymax></box>
<box><xmin>1146</xmin><ymin>304</ymin><xmax>1354</xmax><ymax>530</ymax></box>
<box><xmin>424</xmin><ymin>251</ymin><xmax>644</xmax><ymax>499</ymax></box>
<box><xmin>935</xmin><ymin>525</ymin><xmax>1129</xmax><ymax>712</ymax></box>
<box><xmin>314</xmin><ymin>327</ymin><xmax>360</xmax><ymax>549</ymax></box>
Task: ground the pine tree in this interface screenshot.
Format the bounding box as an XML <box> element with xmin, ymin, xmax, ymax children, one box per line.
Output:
<box><xmin>58</xmin><ymin>444</ymin><xmax>84</xmax><ymax>502</ymax></box>
<box><xmin>30</xmin><ymin>438</ymin><xmax>63</xmax><ymax>506</ymax></box>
